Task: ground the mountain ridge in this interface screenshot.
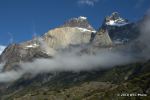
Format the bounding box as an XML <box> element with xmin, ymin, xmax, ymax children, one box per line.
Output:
<box><xmin>0</xmin><ymin>15</ymin><xmax>113</xmax><ymax>72</ymax></box>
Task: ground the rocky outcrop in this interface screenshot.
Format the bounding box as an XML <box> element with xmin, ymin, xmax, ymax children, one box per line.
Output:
<box><xmin>93</xmin><ymin>29</ymin><xmax>112</xmax><ymax>46</ymax></box>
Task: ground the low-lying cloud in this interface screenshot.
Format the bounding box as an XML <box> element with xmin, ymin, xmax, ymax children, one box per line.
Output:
<box><xmin>0</xmin><ymin>48</ymin><xmax>135</xmax><ymax>83</ymax></box>
<box><xmin>21</xmin><ymin>50</ymin><xmax>134</xmax><ymax>74</ymax></box>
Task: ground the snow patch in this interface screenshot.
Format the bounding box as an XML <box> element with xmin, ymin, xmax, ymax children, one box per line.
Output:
<box><xmin>75</xmin><ymin>27</ymin><xmax>96</xmax><ymax>33</ymax></box>
<box><xmin>26</xmin><ymin>43</ymin><xmax>39</xmax><ymax>48</ymax></box>
<box><xmin>106</xmin><ymin>19</ymin><xmax>128</xmax><ymax>27</ymax></box>
<box><xmin>0</xmin><ymin>46</ymin><xmax>6</xmax><ymax>55</ymax></box>
<box><xmin>72</xmin><ymin>16</ymin><xmax>87</xmax><ymax>21</ymax></box>
<box><xmin>114</xmin><ymin>38</ymin><xmax>129</xmax><ymax>44</ymax></box>
<box><xmin>79</xmin><ymin>16</ymin><xmax>87</xmax><ymax>20</ymax></box>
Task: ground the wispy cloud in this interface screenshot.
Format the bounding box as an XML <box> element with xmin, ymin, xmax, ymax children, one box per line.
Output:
<box><xmin>78</xmin><ymin>0</ymin><xmax>99</xmax><ymax>6</ymax></box>
<box><xmin>8</xmin><ymin>32</ymin><xmax>14</xmax><ymax>44</ymax></box>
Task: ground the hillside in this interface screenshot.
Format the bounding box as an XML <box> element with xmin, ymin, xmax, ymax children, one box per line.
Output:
<box><xmin>1</xmin><ymin>60</ymin><xmax>150</xmax><ymax>100</ymax></box>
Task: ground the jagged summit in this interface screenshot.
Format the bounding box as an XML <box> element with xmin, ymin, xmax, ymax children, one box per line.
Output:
<box><xmin>62</xmin><ymin>16</ymin><xmax>95</xmax><ymax>32</ymax></box>
<box><xmin>105</xmin><ymin>12</ymin><xmax>129</xmax><ymax>27</ymax></box>
<box><xmin>99</xmin><ymin>12</ymin><xmax>138</xmax><ymax>44</ymax></box>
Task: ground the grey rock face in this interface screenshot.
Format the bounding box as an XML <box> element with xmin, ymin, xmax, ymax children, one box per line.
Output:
<box><xmin>92</xmin><ymin>29</ymin><xmax>112</xmax><ymax>46</ymax></box>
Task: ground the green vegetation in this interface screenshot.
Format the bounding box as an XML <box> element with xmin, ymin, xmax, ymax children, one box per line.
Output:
<box><xmin>1</xmin><ymin>61</ymin><xmax>150</xmax><ymax>100</ymax></box>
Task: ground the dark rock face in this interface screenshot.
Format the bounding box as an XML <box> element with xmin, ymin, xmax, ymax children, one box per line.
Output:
<box><xmin>62</xmin><ymin>16</ymin><xmax>95</xmax><ymax>31</ymax></box>
<box><xmin>106</xmin><ymin>23</ymin><xmax>140</xmax><ymax>44</ymax></box>
<box><xmin>104</xmin><ymin>12</ymin><xmax>128</xmax><ymax>27</ymax></box>
<box><xmin>105</xmin><ymin>12</ymin><xmax>128</xmax><ymax>24</ymax></box>
<box><xmin>100</xmin><ymin>12</ymin><xmax>140</xmax><ymax>44</ymax></box>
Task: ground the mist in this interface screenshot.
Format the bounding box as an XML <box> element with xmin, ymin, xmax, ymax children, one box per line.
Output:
<box><xmin>0</xmin><ymin>70</ymin><xmax>23</xmax><ymax>82</ymax></box>
<box><xmin>0</xmin><ymin>63</ymin><xmax>4</xmax><ymax>72</ymax></box>
<box><xmin>138</xmin><ymin>10</ymin><xmax>150</xmax><ymax>59</ymax></box>
<box><xmin>20</xmin><ymin>49</ymin><xmax>134</xmax><ymax>74</ymax></box>
<box><xmin>0</xmin><ymin>47</ymin><xmax>136</xmax><ymax>83</ymax></box>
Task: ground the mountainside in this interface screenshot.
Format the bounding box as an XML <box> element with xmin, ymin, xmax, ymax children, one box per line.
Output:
<box><xmin>1</xmin><ymin>60</ymin><xmax>150</xmax><ymax>100</ymax></box>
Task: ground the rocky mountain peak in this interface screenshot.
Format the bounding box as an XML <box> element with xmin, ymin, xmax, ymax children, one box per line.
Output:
<box><xmin>92</xmin><ymin>29</ymin><xmax>113</xmax><ymax>46</ymax></box>
<box><xmin>98</xmin><ymin>12</ymin><xmax>138</xmax><ymax>45</ymax></box>
<box><xmin>109</xmin><ymin>12</ymin><xmax>120</xmax><ymax>20</ymax></box>
<box><xmin>62</xmin><ymin>16</ymin><xmax>95</xmax><ymax>31</ymax></box>
<box><xmin>104</xmin><ymin>12</ymin><xmax>129</xmax><ymax>27</ymax></box>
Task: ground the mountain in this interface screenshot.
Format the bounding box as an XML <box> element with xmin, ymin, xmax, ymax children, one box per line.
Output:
<box><xmin>101</xmin><ymin>12</ymin><xmax>140</xmax><ymax>44</ymax></box>
<box><xmin>104</xmin><ymin>12</ymin><xmax>129</xmax><ymax>27</ymax></box>
<box><xmin>0</xmin><ymin>13</ymin><xmax>149</xmax><ymax>100</ymax></box>
<box><xmin>0</xmin><ymin>16</ymin><xmax>113</xmax><ymax>72</ymax></box>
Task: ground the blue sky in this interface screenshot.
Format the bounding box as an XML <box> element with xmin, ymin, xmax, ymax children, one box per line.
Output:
<box><xmin>0</xmin><ymin>0</ymin><xmax>150</xmax><ymax>45</ymax></box>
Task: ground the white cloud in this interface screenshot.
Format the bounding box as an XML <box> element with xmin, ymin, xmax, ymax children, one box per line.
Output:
<box><xmin>8</xmin><ymin>32</ymin><xmax>14</xmax><ymax>44</ymax></box>
<box><xmin>0</xmin><ymin>48</ymin><xmax>135</xmax><ymax>83</ymax></box>
<box><xmin>78</xmin><ymin>0</ymin><xmax>99</xmax><ymax>6</ymax></box>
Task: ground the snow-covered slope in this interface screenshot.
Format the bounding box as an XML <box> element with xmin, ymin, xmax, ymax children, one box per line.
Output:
<box><xmin>0</xmin><ymin>45</ymin><xmax>6</xmax><ymax>55</ymax></box>
<box><xmin>106</xmin><ymin>19</ymin><xmax>128</xmax><ymax>26</ymax></box>
<box><xmin>75</xmin><ymin>27</ymin><xmax>96</xmax><ymax>33</ymax></box>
